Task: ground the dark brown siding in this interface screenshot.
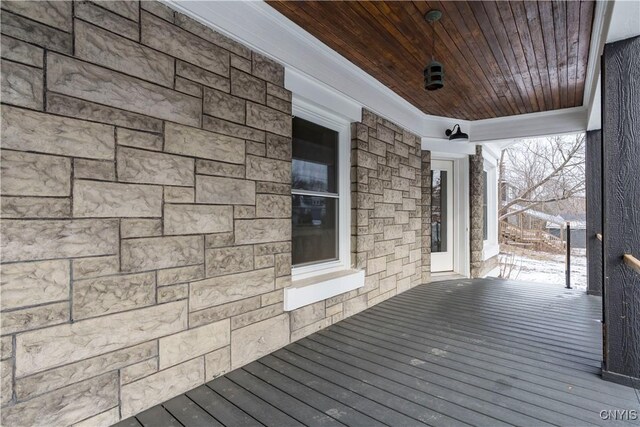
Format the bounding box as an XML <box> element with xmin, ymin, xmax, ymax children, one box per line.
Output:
<box><xmin>602</xmin><ymin>35</ymin><xmax>640</xmax><ymax>385</ymax></box>
<box><xmin>586</xmin><ymin>129</ymin><xmax>603</xmax><ymax>296</ymax></box>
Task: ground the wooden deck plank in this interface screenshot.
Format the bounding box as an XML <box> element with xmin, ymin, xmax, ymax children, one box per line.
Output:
<box><xmin>293</xmin><ymin>337</ymin><xmax>595</xmax><ymax>427</ymax></box>
<box><xmin>116</xmin><ymin>278</ymin><xmax>640</xmax><ymax>427</ymax></box>
<box><xmin>307</xmin><ymin>331</ymin><xmax>546</xmax><ymax>426</ymax></box>
<box><xmin>287</xmin><ymin>340</ymin><xmax>507</xmax><ymax>427</ymax></box>
<box><xmin>341</xmin><ymin>316</ymin><xmax>636</xmax><ymax>403</ymax></box>
<box><xmin>357</xmin><ymin>309</ymin><xmax>601</xmax><ymax>373</ymax></box>
<box><xmin>360</xmin><ymin>308</ymin><xmax>602</xmax><ymax>371</ymax></box>
<box><xmin>163</xmin><ymin>395</ymin><xmax>224</xmax><ymax>427</ymax></box>
<box><xmin>259</xmin><ymin>354</ymin><xmax>418</xmax><ymax>426</ymax></box>
<box><xmin>411</xmin><ymin>285</ymin><xmax>603</xmax><ymax>327</ymax></box>
<box><xmin>243</xmin><ymin>361</ymin><xmax>386</xmax><ymax>427</ymax></box>
<box><xmin>317</xmin><ymin>326</ymin><xmax>638</xmax><ymax>414</ymax></box>
<box><xmin>273</xmin><ymin>347</ymin><xmax>445</xmax><ymax>426</ymax></box>
<box><xmin>226</xmin><ymin>368</ymin><xmax>345</xmax><ymax>427</ymax></box>
<box><xmin>405</xmin><ymin>285</ymin><xmax>602</xmax><ymax>331</ymax></box>
<box><xmin>186</xmin><ymin>385</ymin><xmax>261</xmax><ymax>427</ymax></box>
<box><xmin>207</xmin><ymin>376</ymin><xmax>304</xmax><ymax>427</ymax></box>
<box><xmin>371</xmin><ymin>302</ymin><xmax>602</xmax><ymax>363</ymax></box>
<box><xmin>112</xmin><ymin>418</ymin><xmax>144</xmax><ymax>427</ymax></box>
<box><xmin>135</xmin><ymin>406</ymin><xmax>182</xmax><ymax>427</ymax></box>
<box><xmin>384</xmin><ymin>296</ymin><xmax>602</xmax><ymax>354</ymax></box>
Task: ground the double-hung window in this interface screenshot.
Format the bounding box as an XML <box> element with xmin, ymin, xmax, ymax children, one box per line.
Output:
<box><xmin>292</xmin><ymin>117</ymin><xmax>339</xmax><ymax>266</ymax></box>
<box><xmin>284</xmin><ymin>99</ymin><xmax>364</xmax><ymax>310</ymax></box>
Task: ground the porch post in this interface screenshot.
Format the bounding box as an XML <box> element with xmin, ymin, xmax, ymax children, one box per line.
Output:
<box><xmin>469</xmin><ymin>145</ymin><xmax>484</xmax><ymax>278</ymax></box>
<box><xmin>421</xmin><ymin>150</ymin><xmax>432</xmax><ymax>284</ymax></box>
<box><xmin>585</xmin><ymin>129</ymin><xmax>603</xmax><ymax>296</ymax></box>
<box><xmin>601</xmin><ymin>35</ymin><xmax>640</xmax><ymax>386</ymax></box>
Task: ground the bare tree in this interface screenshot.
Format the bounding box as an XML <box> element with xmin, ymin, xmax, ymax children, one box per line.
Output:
<box><xmin>499</xmin><ymin>133</ymin><xmax>585</xmax><ymax>221</ymax></box>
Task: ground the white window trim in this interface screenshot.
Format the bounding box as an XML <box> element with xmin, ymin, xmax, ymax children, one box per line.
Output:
<box><xmin>483</xmin><ymin>158</ymin><xmax>500</xmax><ymax>260</ymax></box>
<box><xmin>290</xmin><ymin>97</ymin><xmax>352</xmax><ymax>281</ymax></box>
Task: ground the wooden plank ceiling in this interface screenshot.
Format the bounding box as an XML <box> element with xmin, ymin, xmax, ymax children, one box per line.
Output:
<box><xmin>267</xmin><ymin>1</ymin><xmax>595</xmax><ymax>120</ymax></box>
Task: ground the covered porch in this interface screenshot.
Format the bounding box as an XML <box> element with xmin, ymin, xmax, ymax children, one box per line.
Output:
<box><xmin>1</xmin><ymin>0</ymin><xmax>639</xmax><ymax>425</ymax></box>
<box><xmin>118</xmin><ymin>278</ymin><xmax>638</xmax><ymax>427</ymax></box>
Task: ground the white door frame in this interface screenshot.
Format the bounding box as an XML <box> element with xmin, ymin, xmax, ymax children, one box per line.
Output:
<box><xmin>431</xmin><ymin>152</ymin><xmax>470</xmax><ymax>278</ymax></box>
<box><xmin>430</xmin><ymin>160</ymin><xmax>454</xmax><ymax>272</ymax></box>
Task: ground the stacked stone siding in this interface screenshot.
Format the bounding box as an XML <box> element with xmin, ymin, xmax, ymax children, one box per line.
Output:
<box><xmin>470</xmin><ymin>145</ymin><xmax>500</xmax><ymax>277</ymax></box>
<box><xmin>0</xmin><ymin>2</ymin><xmax>430</xmax><ymax>425</ymax></box>
<box><xmin>350</xmin><ymin>109</ymin><xmax>423</xmax><ymax>308</ymax></box>
<box><xmin>0</xmin><ymin>2</ymin><xmax>293</xmax><ymax>425</ymax></box>
<box><xmin>469</xmin><ymin>144</ymin><xmax>486</xmax><ymax>278</ymax></box>
<box><xmin>421</xmin><ymin>150</ymin><xmax>432</xmax><ymax>283</ymax></box>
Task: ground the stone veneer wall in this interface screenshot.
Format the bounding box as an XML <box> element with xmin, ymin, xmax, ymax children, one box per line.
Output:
<box><xmin>351</xmin><ymin>110</ymin><xmax>424</xmax><ymax>305</ymax></box>
<box><xmin>0</xmin><ymin>1</ymin><xmax>296</xmax><ymax>425</ymax></box>
<box><xmin>470</xmin><ymin>145</ymin><xmax>485</xmax><ymax>277</ymax></box>
<box><xmin>469</xmin><ymin>144</ymin><xmax>499</xmax><ymax>277</ymax></box>
<box><xmin>421</xmin><ymin>150</ymin><xmax>432</xmax><ymax>283</ymax></box>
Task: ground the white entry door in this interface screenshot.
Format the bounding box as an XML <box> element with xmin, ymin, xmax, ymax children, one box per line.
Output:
<box><xmin>430</xmin><ymin>160</ymin><xmax>454</xmax><ymax>272</ymax></box>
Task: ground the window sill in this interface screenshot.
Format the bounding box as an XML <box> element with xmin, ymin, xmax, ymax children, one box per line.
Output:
<box><xmin>284</xmin><ymin>269</ymin><xmax>365</xmax><ymax>311</ymax></box>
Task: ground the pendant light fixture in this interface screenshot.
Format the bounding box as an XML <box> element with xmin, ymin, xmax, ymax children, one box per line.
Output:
<box><xmin>424</xmin><ymin>9</ymin><xmax>444</xmax><ymax>91</ymax></box>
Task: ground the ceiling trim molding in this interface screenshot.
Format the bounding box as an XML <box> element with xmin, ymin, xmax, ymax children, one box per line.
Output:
<box><xmin>165</xmin><ymin>0</ymin><xmax>598</xmax><ymax>142</ymax></box>
<box><xmin>421</xmin><ymin>138</ymin><xmax>476</xmax><ymax>155</ymax></box>
<box><xmin>584</xmin><ymin>0</ymin><xmax>613</xmax><ymax>110</ymax></box>
<box><xmin>585</xmin><ymin>0</ymin><xmax>615</xmax><ymax>131</ymax></box>
<box><xmin>470</xmin><ymin>107</ymin><xmax>588</xmax><ymax>143</ymax></box>
<box><xmin>286</xmin><ymin>68</ymin><xmax>362</xmax><ymax>124</ymax></box>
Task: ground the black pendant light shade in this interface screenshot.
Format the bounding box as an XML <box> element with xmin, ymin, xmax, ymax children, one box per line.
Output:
<box><xmin>445</xmin><ymin>124</ymin><xmax>469</xmax><ymax>141</ymax></box>
<box><xmin>424</xmin><ymin>10</ymin><xmax>444</xmax><ymax>91</ymax></box>
<box><xmin>424</xmin><ymin>61</ymin><xmax>444</xmax><ymax>91</ymax></box>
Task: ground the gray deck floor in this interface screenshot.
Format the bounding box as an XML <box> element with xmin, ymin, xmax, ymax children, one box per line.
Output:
<box><xmin>115</xmin><ymin>278</ymin><xmax>640</xmax><ymax>427</ymax></box>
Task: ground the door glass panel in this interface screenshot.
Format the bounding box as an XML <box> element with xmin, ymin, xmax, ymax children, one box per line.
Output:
<box><xmin>431</xmin><ymin>170</ymin><xmax>448</xmax><ymax>252</ymax></box>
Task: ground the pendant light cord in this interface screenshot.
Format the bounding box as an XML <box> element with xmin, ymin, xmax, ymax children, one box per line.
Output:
<box><xmin>431</xmin><ymin>20</ymin><xmax>434</xmax><ymax>62</ymax></box>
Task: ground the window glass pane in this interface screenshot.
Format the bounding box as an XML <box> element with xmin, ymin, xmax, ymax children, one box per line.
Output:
<box><xmin>292</xmin><ymin>117</ymin><xmax>338</xmax><ymax>193</ymax></box>
<box><xmin>483</xmin><ymin>171</ymin><xmax>488</xmax><ymax>241</ymax></box>
<box><xmin>431</xmin><ymin>170</ymin><xmax>448</xmax><ymax>252</ymax></box>
<box><xmin>292</xmin><ymin>195</ymin><xmax>338</xmax><ymax>265</ymax></box>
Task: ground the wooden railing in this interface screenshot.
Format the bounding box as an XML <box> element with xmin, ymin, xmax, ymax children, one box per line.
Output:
<box><xmin>500</xmin><ymin>221</ymin><xmax>565</xmax><ymax>252</ymax></box>
<box><xmin>623</xmin><ymin>254</ymin><xmax>640</xmax><ymax>275</ymax></box>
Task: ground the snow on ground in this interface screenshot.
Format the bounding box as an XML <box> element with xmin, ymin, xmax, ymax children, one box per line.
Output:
<box><xmin>486</xmin><ymin>248</ymin><xmax>587</xmax><ymax>291</ymax></box>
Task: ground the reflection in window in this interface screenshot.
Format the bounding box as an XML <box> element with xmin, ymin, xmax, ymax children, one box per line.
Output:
<box><xmin>292</xmin><ymin>195</ymin><xmax>337</xmax><ymax>265</ymax></box>
<box><xmin>292</xmin><ymin>118</ymin><xmax>337</xmax><ymax>194</ymax></box>
<box><xmin>431</xmin><ymin>170</ymin><xmax>448</xmax><ymax>252</ymax></box>
<box><xmin>292</xmin><ymin>117</ymin><xmax>339</xmax><ymax>266</ymax></box>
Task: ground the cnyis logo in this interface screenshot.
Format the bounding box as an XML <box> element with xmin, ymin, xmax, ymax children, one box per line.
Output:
<box><xmin>599</xmin><ymin>410</ymin><xmax>638</xmax><ymax>421</ymax></box>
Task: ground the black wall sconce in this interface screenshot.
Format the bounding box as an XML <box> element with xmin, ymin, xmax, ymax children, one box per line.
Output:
<box><xmin>445</xmin><ymin>124</ymin><xmax>469</xmax><ymax>141</ymax></box>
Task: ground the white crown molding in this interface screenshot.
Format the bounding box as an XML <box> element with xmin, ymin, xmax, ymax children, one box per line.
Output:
<box><xmin>585</xmin><ymin>0</ymin><xmax>615</xmax><ymax>131</ymax></box>
<box><xmin>586</xmin><ymin>0</ymin><xmax>640</xmax><ymax>131</ymax></box>
<box><xmin>584</xmin><ymin>1</ymin><xmax>613</xmax><ymax>110</ymax></box>
<box><xmin>165</xmin><ymin>0</ymin><xmax>607</xmax><ymax>142</ymax></box>
<box><xmin>470</xmin><ymin>107</ymin><xmax>588</xmax><ymax>143</ymax></box>
<box><xmin>421</xmin><ymin>138</ymin><xmax>476</xmax><ymax>155</ymax></box>
<box><xmin>287</xmin><ymin>69</ymin><xmax>361</xmax><ymax>123</ymax></box>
